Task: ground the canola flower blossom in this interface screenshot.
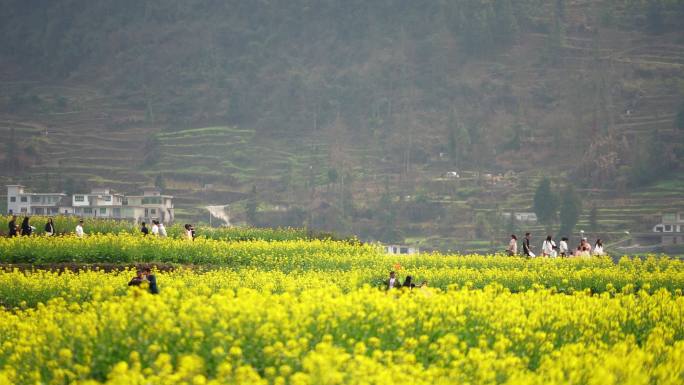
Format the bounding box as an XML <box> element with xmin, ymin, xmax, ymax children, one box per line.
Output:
<box><xmin>0</xmin><ymin>283</ymin><xmax>683</xmax><ymax>384</ymax></box>
<box><xmin>0</xmin><ymin>233</ymin><xmax>683</xmax><ymax>384</ymax></box>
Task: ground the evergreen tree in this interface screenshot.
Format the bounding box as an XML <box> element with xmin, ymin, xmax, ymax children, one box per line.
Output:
<box><xmin>493</xmin><ymin>0</ymin><xmax>518</xmax><ymax>46</ymax></box>
<box><xmin>327</xmin><ymin>167</ymin><xmax>338</xmax><ymax>188</ymax></box>
<box><xmin>142</xmin><ymin>136</ymin><xmax>160</xmax><ymax>167</ymax></box>
<box><xmin>64</xmin><ymin>177</ymin><xmax>76</xmax><ymax>196</ymax></box>
<box><xmin>245</xmin><ymin>184</ymin><xmax>258</xmax><ymax>226</ymax></box>
<box><xmin>533</xmin><ymin>177</ymin><xmax>559</xmax><ymax>228</ymax></box>
<box><xmin>506</xmin><ymin>211</ymin><xmax>519</xmax><ymax>236</ymax></box>
<box><xmin>377</xmin><ymin>182</ymin><xmax>400</xmax><ymax>242</ymax></box>
<box><xmin>646</xmin><ymin>0</ymin><xmax>665</xmax><ymax>34</ymax></box>
<box><xmin>589</xmin><ymin>205</ymin><xmax>599</xmax><ymax>233</ymax></box>
<box><xmin>559</xmin><ymin>185</ymin><xmax>582</xmax><ymax>236</ymax></box>
<box><xmin>448</xmin><ymin>114</ymin><xmax>458</xmax><ymax>165</ymax></box>
<box><xmin>154</xmin><ymin>173</ymin><xmax>166</xmax><ymax>190</ymax></box>
<box><xmin>676</xmin><ymin>102</ymin><xmax>684</xmax><ymax>130</ymax></box>
<box><xmin>5</xmin><ymin>127</ymin><xmax>18</xmax><ymax>174</ymax></box>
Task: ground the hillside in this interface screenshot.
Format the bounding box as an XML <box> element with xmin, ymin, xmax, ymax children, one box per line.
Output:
<box><xmin>1</xmin><ymin>0</ymin><xmax>683</xmax><ymax>251</ymax></box>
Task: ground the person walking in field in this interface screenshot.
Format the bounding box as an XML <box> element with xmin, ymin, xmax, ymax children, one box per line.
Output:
<box><xmin>158</xmin><ymin>221</ymin><xmax>167</xmax><ymax>238</ymax></box>
<box><xmin>402</xmin><ymin>275</ymin><xmax>416</xmax><ymax>289</ymax></box>
<box><xmin>20</xmin><ymin>217</ymin><xmax>32</xmax><ymax>236</ymax></box>
<box><xmin>8</xmin><ymin>215</ymin><xmax>17</xmax><ymax>237</ymax></box>
<box><xmin>143</xmin><ymin>267</ymin><xmax>159</xmax><ymax>294</ymax></box>
<box><xmin>581</xmin><ymin>238</ymin><xmax>592</xmax><ymax>255</ymax></box>
<box><xmin>385</xmin><ymin>271</ymin><xmax>400</xmax><ymax>290</ymax></box>
<box><xmin>75</xmin><ymin>219</ymin><xmax>85</xmax><ymax>238</ymax></box>
<box><xmin>151</xmin><ymin>220</ymin><xmax>159</xmax><ymax>236</ymax></box>
<box><xmin>44</xmin><ymin>217</ymin><xmax>56</xmax><ymax>236</ymax></box>
<box><xmin>576</xmin><ymin>238</ymin><xmax>591</xmax><ymax>257</ymax></box>
<box><xmin>522</xmin><ymin>233</ymin><xmax>534</xmax><ymax>257</ymax></box>
<box><xmin>593</xmin><ymin>239</ymin><xmax>604</xmax><ymax>256</ymax></box>
<box><xmin>541</xmin><ymin>235</ymin><xmax>556</xmax><ymax>257</ymax></box>
<box><xmin>559</xmin><ymin>237</ymin><xmax>569</xmax><ymax>257</ymax></box>
<box><xmin>140</xmin><ymin>222</ymin><xmax>149</xmax><ymax>236</ymax></box>
<box><xmin>128</xmin><ymin>270</ymin><xmax>145</xmax><ymax>287</ymax></box>
<box><xmin>184</xmin><ymin>224</ymin><xmax>193</xmax><ymax>240</ymax></box>
<box><xmin>507</xmin><ymin>234</ymin><xmax>518</xmax><ymax>256</ymax></box>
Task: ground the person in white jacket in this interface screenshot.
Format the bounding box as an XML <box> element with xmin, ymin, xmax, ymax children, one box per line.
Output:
<box><xmin>559</xmin><ymin>237</ymin><xmax>569</xmax><ymax>257</ymax></box>
<box><xmin>75</xmin><ymin>219</ymin><xmax>85</xmax><ymax>238</ymax></box>
<box><xmin>158</xmin><ymin>222</ymin><xmax>167</xmax><ymax>238</ymax></box>
<box><xmin>151</xmin><ymin>220</ymin><xmax>160</xmax><ymax>236</ymax></box>
<box><xmin>542</xmin><ymin>235</ymin><xmax>556</xmax><ymax>257</ymax></box>
<box><xmin>593</xmin><ymin>239</ymin><xmax>605</xmax><ymax>256</ymax></box>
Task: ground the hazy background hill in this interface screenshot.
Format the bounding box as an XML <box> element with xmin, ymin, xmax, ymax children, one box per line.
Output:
<box><xmin>1</xmin><ymin>0</ymin><xmax>684</xmax><ymax>251</ymax></box>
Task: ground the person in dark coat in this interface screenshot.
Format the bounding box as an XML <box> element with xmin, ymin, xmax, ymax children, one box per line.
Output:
<box><xmin>44</xmin><ymin>217</ymin><xmax>56</xmax><ymax>236</ymax></box>
<box><xmin>128</xmin><ymin>270</ymin><xmax>144</xmax><ymax>287</ymax></box>
<box><xmin>20</xmin><ymin>217</ymin><xmax>32</xmax><ymax>236</ymax></box>
<box><xmin>8</xmin><ymin>215</ymin><xmax>17</xmax><ymax>237</ymax></box>
<box><xmin>402</xmin><ymin>275</ymin><xmax>416</xmax><ymax>289</ymax></box>
<box><xmin>140</xmin><ymin>222</ymin><xmax>149</xmax><ymax>236</ymax></box>
<box><xmin>522</xmin><ymin>232</ymin><xmax>533</xmax><ymax>257</ymax></box>
<box><xmin>143</xmin><ymin>267</ymin><xmax>159</xmax><ymax>294</ymax></box>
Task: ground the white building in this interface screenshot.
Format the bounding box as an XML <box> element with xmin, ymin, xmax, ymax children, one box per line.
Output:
<box><xmin>71</xmin><ymin>188</ymin><xmax>126</xmax><ymax>219</ymax></box>
<box><xmin>6</xmin><ymin>185</ymin><xmax>174</xmax><ymax>223</ymax></box>
<box><xmin>501</xmin><ymin>212</ymin><xmax>538</xmax><ymax>224</ymax></box>
<box><xmin>7</xmin><ymin>185</ymin><xmax>66</xmax><ymax>216</ymax></box>
<box><xmin>384</xmin><ymin>244</ymin><xmax>420</xmax><ymax>255</ymax></box>
<box><xmin>124</xmin><ymin>187</ymin><xmax>175</xmax><ymax>223</ymax></box>
<box><xmin>652</xmin><ymin>212</ymin><xmax>684</xmax><ymax>245</ymax></box>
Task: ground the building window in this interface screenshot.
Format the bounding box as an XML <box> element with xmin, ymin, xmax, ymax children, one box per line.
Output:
<box><xmin>20</xmin><ymin>197</ymin><xmax>27</xmax><ymax>203</ymax></box>
<box><xmin>142</xmin><ymin>197</ymin><xmax>162</xmax><ymax>205</ymax></box>
<box><xmin>83</xmin><ymin>208</ymin><xmax>93</xmax><ymax>214</ymax></box>
<box><xmin>31</xmin><ymin>196</ymin><xmax>41</xmax><ymax>203</ymax></box>
<box><xmin>663</xmin><ymin>214</ymin><xmax>676</xmax><ymax>222</ymax></box>
<box><xmin>103</xmin><ymin>196</ymin><xmax>111</xmax><ymax>202</ymax></box>
<box><xmin>665</xmin><ymin>225</ymin><xmax>672</xmax><ymax>232</ymax></box>
<box><xmin>9</xmin><ymin>197</ymin><xmax>15</xmax><ymax>202</ymax></box>
<box><xmin>75</xmin><ymin>195</ymin><xmax>85</xmax><ymax>202</ymax></box>
<box><xmin>20</xmin><ymin>208</ymin><xmax>27</xmax><ymax>213</ymax></box>
<box><xmin>100</xmin><ymin>208</ymin><xmax>107</xmax><ymax>215</ymax></box>
<box><xmin>113</xmin><ymin>208</ymin><xmax>121</xmax><ymax>217</ymax></box>
<box><xmin>151</xmin><ymin>209</ymin><xmax>157</xmax><ymax>215</ymax></box>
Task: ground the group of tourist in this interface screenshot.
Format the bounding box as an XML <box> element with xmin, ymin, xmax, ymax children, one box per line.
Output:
<box><xmin>508</xmin><ymin>232</ymin><xmax>605</xmax><ymax>257</ymax></box>
<box><xmin>6</xmin><ymin>215</ymin><xmax>195</xmax><ymax>240</ymax></box>
<box><xmin>127</xmin><ymin>266</ymin><xmax>159</xmax><ymax>294</ymax></box>
<box><xmin>140</xmin><ymin>220</ymin><xmax>168</xmax><ymax>237</ymax></box>
<box><xmin>7</xmin><ymin>215</ymin><xmax>54</xmax><ymax>237</ymax></box>
<box><xmin>384</xmin><ymin>271</ymin><xmax>428</xmax><ymax>290</ymax></box>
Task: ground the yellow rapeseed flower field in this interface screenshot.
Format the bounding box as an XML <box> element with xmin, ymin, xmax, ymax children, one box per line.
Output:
<box><xmin>0</xmin><ymin>234</ymin><xmax>683</xmax><ymax>384</ymax></box>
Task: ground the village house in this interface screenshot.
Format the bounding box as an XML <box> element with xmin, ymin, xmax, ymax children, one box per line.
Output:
<box><xmin>384</xmin><ymin>244</ymin><xmax>420</xmax><ymax>255</ymax></box>
<box><xmin>6</xmin><ymin>185</ymin><xmax>66</xmax><ymax>216</ymax></box>
<box><xmin>652</xmin><ymin>212</ymin><xmax>684</xmax><ymax>245</ymax></box>
<box><xmin>501</xmin><ymin>212</ymin><xmax>538</xmax><ymax>224</ymax></box>
<box><xmin>6</xmin><ymin>185</ymin><xmax>175</xmax><ymax>223</ymax></box>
